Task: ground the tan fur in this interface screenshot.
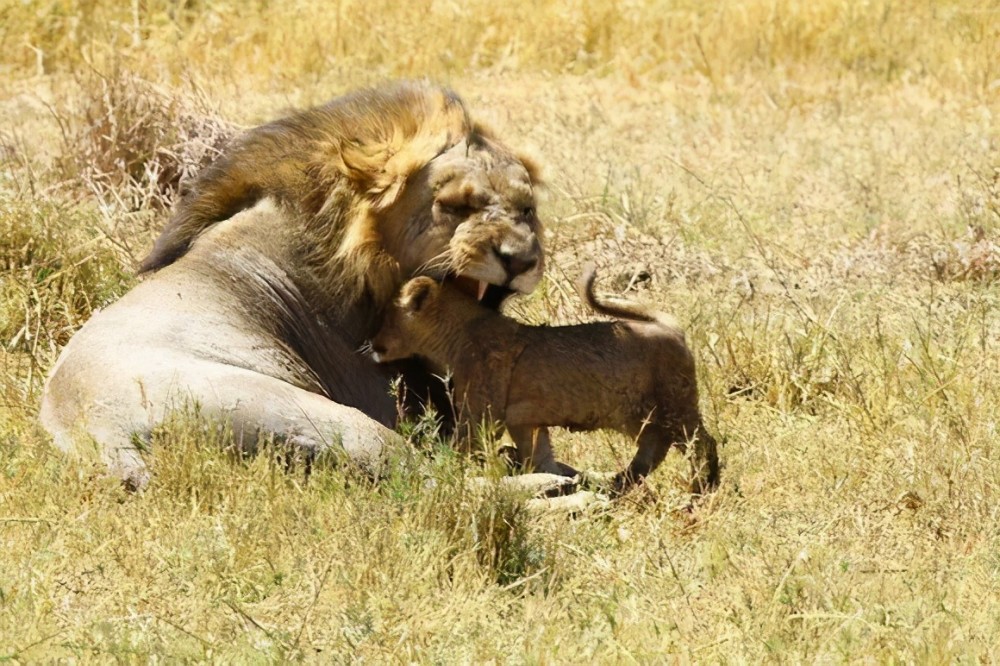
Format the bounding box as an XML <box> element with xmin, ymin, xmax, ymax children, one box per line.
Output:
<box><xmin>371</xmin><ymin>273</ymin><xmax>721</xmax><ymax>495</ymax></box>
<box><xmin>40</xmin><ymin>82</ymin><xmax>547</xmax><ymax>489</ymax></box>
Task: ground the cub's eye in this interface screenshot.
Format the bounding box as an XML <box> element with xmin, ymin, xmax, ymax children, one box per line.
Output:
<box><xmin>522</xmin><ymin>206</ymin><xmax>535</xmax><ymax>219</ymax></box>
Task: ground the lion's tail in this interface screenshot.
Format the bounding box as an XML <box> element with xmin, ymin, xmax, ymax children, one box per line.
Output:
<box><xmin>577</xmin><ymin>263</ymin><xmax>680</xmax><ymax>330</ymax></box>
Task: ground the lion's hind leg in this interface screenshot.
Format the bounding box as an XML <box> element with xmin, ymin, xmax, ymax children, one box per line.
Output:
<box><xmin>180</xmin><ymin>366</ymin><xmax>406</xmax><ymax>479</ymax></box>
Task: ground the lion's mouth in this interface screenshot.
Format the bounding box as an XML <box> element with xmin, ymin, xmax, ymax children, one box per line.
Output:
<box><xmin>450</xmin><ymin>275</ymin><xmax>489</xmax><ymax>301</ymax></box>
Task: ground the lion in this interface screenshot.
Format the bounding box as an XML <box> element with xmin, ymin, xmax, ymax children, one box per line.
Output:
<box><xmin>39</xmin><ymin>81</ymin><xmax>553</xmax><ymax>491</ymax></box>
<box><xmin>369</xmin><ymin>267</ymin><xmax>721</xmax><ymax>495</ymax></box>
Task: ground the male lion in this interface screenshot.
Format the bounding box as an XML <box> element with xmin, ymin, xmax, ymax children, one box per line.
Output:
<box><xmin>369</xmin><ymin>268</ymin><xmax>721</xmax><ymax>495</ymax></box>
<box><xmin>40</xmin><ymin>81</ymin><xmax>551</xmax><ymax>491</ymax></box>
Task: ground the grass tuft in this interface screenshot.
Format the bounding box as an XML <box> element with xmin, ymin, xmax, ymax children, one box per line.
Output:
<box><xmin>1</xmin><ymin>196</ymin><xmax>131</xmax><ymax>397</ymax></box>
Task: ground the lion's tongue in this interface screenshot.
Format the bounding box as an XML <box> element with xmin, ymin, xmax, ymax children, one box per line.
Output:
<box><xmin>451</xmin><ymin>276</ymin><xmax>489</xmax><ymax>301</ymax></box>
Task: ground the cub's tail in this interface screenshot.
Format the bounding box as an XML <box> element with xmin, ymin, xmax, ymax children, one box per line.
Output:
<box><xmin>577</xmin><ymin>264</ymin><xmax>680</xmax><ymax>330</ymax></box>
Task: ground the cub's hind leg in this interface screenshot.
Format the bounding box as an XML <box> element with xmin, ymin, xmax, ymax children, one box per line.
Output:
<box><xmin>612</xmin><ymin>422</ymin><xmax>672</xmax><ymax>495</ymax></box>
<box><xmin>613</xmin><ymin>413</ymin><xmax>720</xmax><ymax>496</ymax></box>
<box><xmin>687</xmin><ymin>419</ymin><xmax>720</xmax><ymax>495</ymax></box>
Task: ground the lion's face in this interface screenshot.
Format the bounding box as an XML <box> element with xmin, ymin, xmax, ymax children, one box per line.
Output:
<box><xmin>388</xmin><ymin>137</ymin><xmax>544</xmax><ymax>300</ymax></box>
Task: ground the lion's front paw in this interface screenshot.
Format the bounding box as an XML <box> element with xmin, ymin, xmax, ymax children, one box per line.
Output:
<box><xmin>526</xmin><ymin>490</ymin><xmax>610</xmax><ymax>514</ymax></box>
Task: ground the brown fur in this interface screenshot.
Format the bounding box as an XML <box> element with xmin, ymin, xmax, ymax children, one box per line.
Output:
<box><xmin>370</xmin><ymin>269</ymin><xmax>721</xmax><ymax>495</ymax></box>
<box><xmin>41</xmin><ymin>81</ymin><xmax>547</xmax><ymax>489</ymax></box>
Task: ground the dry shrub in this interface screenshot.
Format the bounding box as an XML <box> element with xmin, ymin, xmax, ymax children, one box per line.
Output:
<box><xmin>930</xmin><ymin>226</ymin><xmax>1000</xmax><ymax>283</ymax></box>
<box><xmin>60</xmin><ymin>68</ymin><xmax>236</xmax><ymax>214</ymax></box>
<box><xmin>33</xmin><ymin>68</ymin><xmax>239</xmax><ymax>270</ymax></box>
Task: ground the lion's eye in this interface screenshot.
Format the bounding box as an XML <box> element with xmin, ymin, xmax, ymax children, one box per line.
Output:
<box><xmin>438</xmin><ymin>201</ymin><xmax>475</xmax><ymax>218</ymax></box>
<box><xmin>522</xmin><ymin>206</ymin><xmax>535</xmax><ymax>218</ymax></box>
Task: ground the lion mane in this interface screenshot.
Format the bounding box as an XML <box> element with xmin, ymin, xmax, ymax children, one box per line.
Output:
<box><xmin>142</xmin><ymin>81</ymin><xmax>540</xmax><ymax>310</ymax></box>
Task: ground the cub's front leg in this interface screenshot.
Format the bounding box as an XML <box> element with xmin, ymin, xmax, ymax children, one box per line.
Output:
<box><xmin>506</xmin><ymin>425</ymin><xmax>579</xmax><ymax>477</ymax></box>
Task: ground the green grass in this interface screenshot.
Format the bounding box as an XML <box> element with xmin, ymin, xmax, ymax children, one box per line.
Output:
<box><xmin>2</xmin><ymin>0</ymin><xmax>1000</xmax><ymax>660</ymax></box>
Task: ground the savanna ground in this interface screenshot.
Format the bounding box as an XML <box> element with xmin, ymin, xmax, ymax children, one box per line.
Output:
<box><xmin>2</xmin><ymin>0</ymin><xmax>999</xmax><ymax>661</ymax></box>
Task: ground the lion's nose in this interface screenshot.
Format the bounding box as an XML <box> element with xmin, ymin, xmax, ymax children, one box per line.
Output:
<box><xmin>496</xmin><ymin>246</ymin><xmax>538</xmax><ymax>278</ymax></box>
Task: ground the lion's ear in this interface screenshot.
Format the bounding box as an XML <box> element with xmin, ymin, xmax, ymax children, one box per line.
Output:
<box><xmin>401</xmin><ymin>278</ymin><xmax>436</xmax><ymax>313</ymax></box>
<box><xmin>516</xmin><ymin>150</ymin><xmax>545</xmax><ymax>188</ymax></box>
<box><xmin>472</xmin><ymin>121</ymin><xmax>545</xmax><ymax>188</ymax></box>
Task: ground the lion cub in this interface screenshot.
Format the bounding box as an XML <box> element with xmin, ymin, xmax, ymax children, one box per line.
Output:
<box><xmin>371</xmin><ymin>268</ymin><xmax>720</xmax><ymax>494</ymax></box>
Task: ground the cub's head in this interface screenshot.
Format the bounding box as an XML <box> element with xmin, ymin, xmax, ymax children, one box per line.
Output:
<box><xmin>386</xmin><ymin>130</ymin><xmax>544</xmax><ymax>306</ymax></box>
<box><xmin>370</xmin><ymin>276</ymin><xmax>479</xmax><ymax>366</ymax></box>
<box><xmin>370</xmin><ymin>277</ymin><xmax>444</xmax><ymax>364</ymax></box>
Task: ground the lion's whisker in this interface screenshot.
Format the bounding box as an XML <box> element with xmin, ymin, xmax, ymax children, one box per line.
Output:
<box><xmin>416</xmin><ymin>250</ymin><xmax>454</xmax><ymax>276</ymax></box>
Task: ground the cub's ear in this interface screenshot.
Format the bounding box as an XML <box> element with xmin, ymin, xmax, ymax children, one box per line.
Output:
<box><xmin>400</xmin><ymin>278</ymin><xmax>437</xmax><ymax>313</ymax></box>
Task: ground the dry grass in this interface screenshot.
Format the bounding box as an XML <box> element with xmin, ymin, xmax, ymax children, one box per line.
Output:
<box><xmin>3</xmin><ymin>0</ymin><xmax>998</xmax><ymax>97</ymax></box>
<box><xmin>2</xmin><ymin>0</ymin><xmax>1000</xmax><ymax>661</ymax></box>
